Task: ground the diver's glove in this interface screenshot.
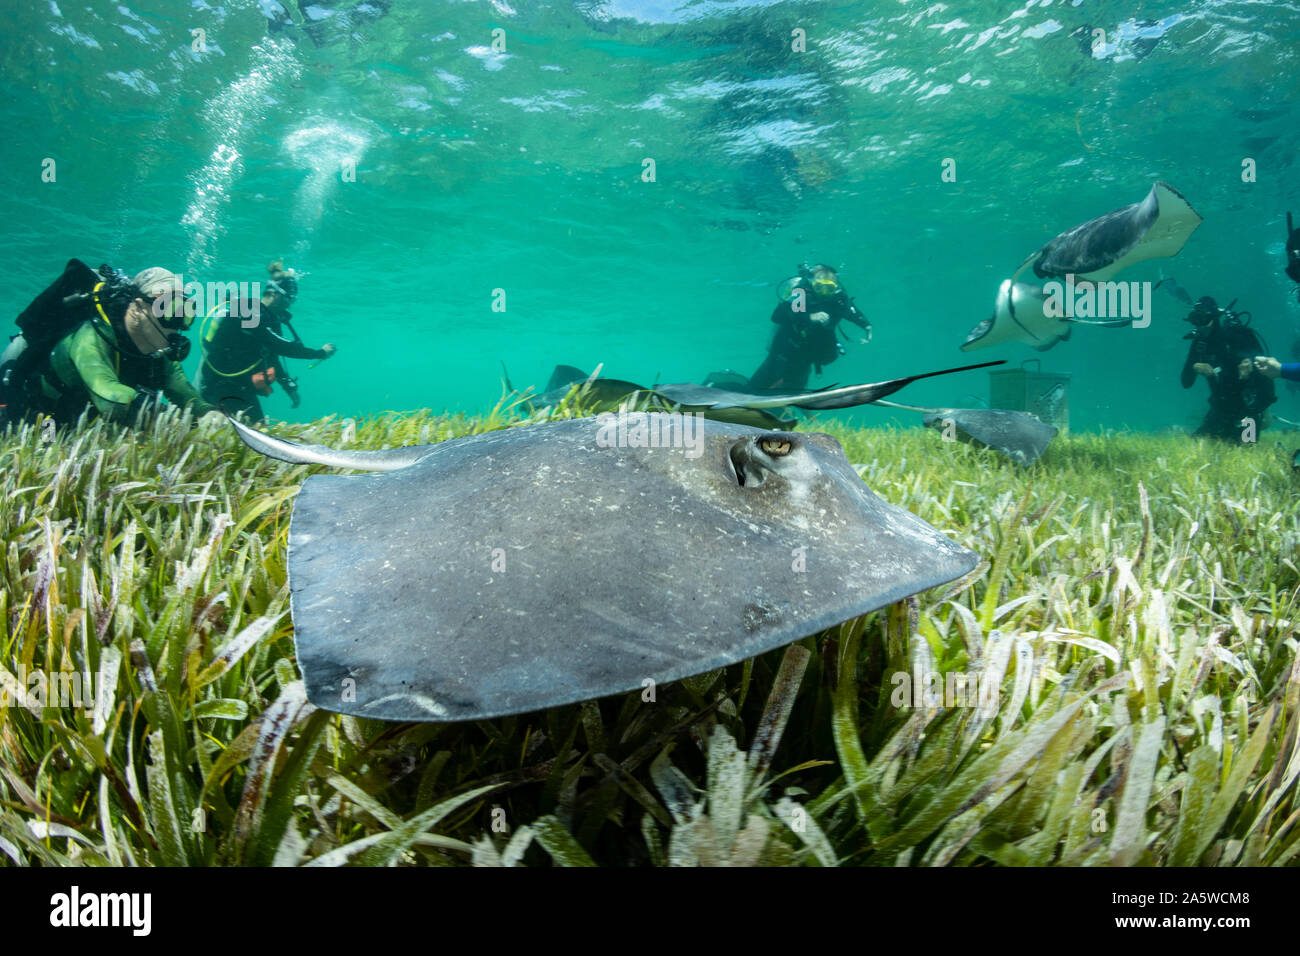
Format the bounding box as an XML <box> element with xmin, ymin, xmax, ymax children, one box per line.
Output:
<box><xmin>127</xmin><ymin>388</ymin><xmax>160</xmax><ymax>424</ymax></box>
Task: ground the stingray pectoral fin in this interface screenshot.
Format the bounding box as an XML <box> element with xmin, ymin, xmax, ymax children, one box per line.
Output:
<box><xmin>1142</xmin><ymin>182</ymin><xmax>1202</xmax><ymax>256</ymax></box>
<box><xmin>963</xmin><ymin>280</ymin><xmax>1047</xmax><ymax>351</ymax></box>
<box><xmin>543</xmin><ymin>364</ymin><xmax>589</xmax><ymax>393</ymax></box>
<box><xmin>967</xmin><ymin>282</ymin><xmax>1034</xmax><ymax>353</ymax></box>
<box><xmin>960</xmin><ymin>313</ymin><xmax>998</xmax><ymax>352</ymax></box>
<box><xmin>1032</xmin><ymin>327</ymin><xmax>1070</xmax><ymax>351</ymax></box>
<box><xmin>1081</xmin><ymin>182</ymin><xmax>1201</xmax><ymax>279</ymax></box>
<box><xmin>1008</xmin><ymin>249</ymin><xmax>1041</xmax><ymax>286</ymax></box>
<box><xmin>227</xmin><ymin>416</ymin><xmax>435</xmax><ymax>472</ymax></box>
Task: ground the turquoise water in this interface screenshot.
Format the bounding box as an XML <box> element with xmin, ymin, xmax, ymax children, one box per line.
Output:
<box><xmin>2</xmin><ymin>0</ymin><xmax>1297</xmax><ymax>432</ymax></box>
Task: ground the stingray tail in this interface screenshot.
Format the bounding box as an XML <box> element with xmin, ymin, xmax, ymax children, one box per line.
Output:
<box><xmin>871</xmin><ymin>398</ymin><xmax>941</xmax><ymax>414</ymax></box>
<box><xmin>874</xmin><ymin>361</ymin><xmax>1005</xmax><ymax>401</ymax></box>
<box><xmin>227</xmin><ymin>416</ymin><xmax>435</xmax><ymax>472</ymax></box>
<box><xmin>1154</xmin><ymin>276</ymin><xmax>1194</xmax><ymax>306</ymax></box>
<box><xmin>793</xmin><ymin>360</ymin><xmax>1005</xmax><ymax>409</ymax></box>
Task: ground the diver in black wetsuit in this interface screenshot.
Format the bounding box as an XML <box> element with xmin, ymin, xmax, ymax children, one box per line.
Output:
<box><xmin>746</xmin><ymin>264</ymin><xmax>871</xmax><ymax>394</ymax></box>
<box><xmin>1181</xmin><ymin>296</ymin><xmax>1275</xmax><ymax>441</ymax></box>
<box><xmin>196</xmin><ymin>260</ymin><xmax>335</xmax><ymax>422</ymax></box>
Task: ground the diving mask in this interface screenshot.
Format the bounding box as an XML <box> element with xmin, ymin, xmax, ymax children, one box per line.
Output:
<box><xmin>266</xmin><ymin>269</ymin><xmax>300</xmax><ymax>303</ymax></box>
<box><xmin>150</xmin><ymin>290</ymin><xmax>197</xmax><ymax>330</ymax></box>
<box><xmin>809</xmin><ymin>275</ymin><xmax>841</xmax><ymax>297</ymax></box>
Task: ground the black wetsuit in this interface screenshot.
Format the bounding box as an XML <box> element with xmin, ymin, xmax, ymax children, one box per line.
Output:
<box><xmin>197</xmin><ymin>298</ymin><xmax>326</xmax><ymax>421</ymax></box>
<box><xmin>747</xmin><ymin>292</ymin><xmax>870</xmax><ymax>393</ymax></box>
<box><xmin>1182</xmin><ymin>319</ymin><xmax>1274</xmax><ymax>440</ymax></box>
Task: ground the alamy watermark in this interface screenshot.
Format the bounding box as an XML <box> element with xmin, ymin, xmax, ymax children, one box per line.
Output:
<box><xmin>1</xmin><ymin>665</ymin><xmax>99</xmax><ymax>715</ymax></box>
<box><xmin>1042</xmin><ymin>274</ymin><xmax>1151</xmax><ymax>328</ymax></box>
<box><xmin>595</xmin><ymin>411</ymin><xmax>705</xmax><ymax>460</ymax></box>
<box><xmin>150</xmin><ymin>275</ymin><xmax>266</xmax><ymax>328</ymax></box>
<box><xmin>49</xmin><ymin>886</ymin><xmax>151</xmax><ymax>936</ymax></box>
<box><xmin>890</xmin><ymin>669</ymin><xmax>997</xmax><ymax>716</ymax></box>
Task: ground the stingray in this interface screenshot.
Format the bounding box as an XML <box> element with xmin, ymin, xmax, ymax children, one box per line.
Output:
<box><xmin>962</xmin><ymin>183</ymin><xmax>1201</xmax><ymax>352</ymax></box>
<box><xmin>535</xmin><ymin>364</ymin><xmax>650</xmax><ymax>407</ymax></box>
<box><xmin>960</xmin><ymin>279</ymin><xmax>1131</xmax><ymax>352</ymax></box>
<box><xmin>873</xmin><ymin>399</ymin><xmax>1058</xmax><ymax>466</ymax></box>
<box><xmin>522</xmin><ymin>360</ymin><xmax>1002</xmax><ymax>428</ymax></box>
<box><xmin>1016</xmin><ymin>182</ymin><xmax>1202</xmax><ymax>283</ymax></box>
<box><xmin>655</xmin><ymin>360</ymin><xmax>1003</xmax><ymax>410</ymax></box>
<box><xmin>230</xmin><ymin>413</ymin><xmax>979</xmax><ymax>721</ymax></box>
<box><xmin>525</xmin><ymin>365</ymin><xmax>797</xmax><ymax>430</ymax></box>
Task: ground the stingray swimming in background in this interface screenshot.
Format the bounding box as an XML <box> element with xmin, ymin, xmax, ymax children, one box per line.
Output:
<box><xmin>517</xmin><ymin>364</ymin><xmax>796</xmax><ymax>430</ymax></box>
<box><xmin>229</xmin><ymin>413</ymin><xmax>979</xmax><ymax>721</ymax></box>
<box><xmin>872</xmin><ymin>400</ymin><xmax>1058</xmax><ymax>466</ymax></box>
<box><xmin>523</xmin><ymin>361</ymin><xmax>1004</xmax><ymax>427</ymax></box>
<box><xmin>963</xmin><ymin>182</ymin><xmax>1202</xmax><ymax>352</ymax></box>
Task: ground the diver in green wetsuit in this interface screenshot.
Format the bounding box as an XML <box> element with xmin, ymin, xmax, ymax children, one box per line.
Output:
<box><xmin>23</xmin><ymin>265</ymin><xmax>216</xmax><ymax>427</ymax></box>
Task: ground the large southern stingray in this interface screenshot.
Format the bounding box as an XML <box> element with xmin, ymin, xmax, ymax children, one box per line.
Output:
<box><xmin>230</xmin><ymin>413</ymin><xmax>979</xmax><ymax>721</ymax></box>
<box><xmin>873</xmin><ymin>399</ymin><xmax>1058</xmax><ymax>466</ymax></box>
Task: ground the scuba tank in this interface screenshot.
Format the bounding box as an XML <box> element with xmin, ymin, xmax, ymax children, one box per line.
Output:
<box><xmin>1</xmin><ymin>259</ymin><xmax>103</xmax><ymax>420</ymax></box>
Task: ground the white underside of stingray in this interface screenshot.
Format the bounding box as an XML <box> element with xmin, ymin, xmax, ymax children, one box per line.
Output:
<box><xmin>962</xmin><ymin>280</ymin><xmax>1129</xmax><ymax>352</ymax></box>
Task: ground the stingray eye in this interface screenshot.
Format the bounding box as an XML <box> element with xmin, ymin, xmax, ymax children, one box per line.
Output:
<box><xmin>760</xmin><ymin>438</ymin><xmax>793</xmax><ymax>457</ymax></box>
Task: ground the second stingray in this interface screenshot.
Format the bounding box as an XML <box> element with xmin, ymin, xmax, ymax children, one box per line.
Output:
<box><xmin>873</xmin><ymin>400</ymin><xmax>1058</xmax><ymax>466</ymax></box>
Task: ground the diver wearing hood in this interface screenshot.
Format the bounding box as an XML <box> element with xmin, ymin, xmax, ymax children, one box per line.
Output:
<box><xmin>6</xmin><ymin>262</ymin><xmax>214</xmax><ymax>427</ymax></box>
<box><xmin>196</xmin><ymin>259</ymin><xmax>336</xmax><ymax>422</ymax></box>
<box><xmin>746</xmin><ymin>264</ymin><xmax>871</xmax><ymax>394</ymax></box>
<box><xmin>1181</xmin><ymin>296</ymin><xmax>1275</xmax><ymax>441</ymax></box>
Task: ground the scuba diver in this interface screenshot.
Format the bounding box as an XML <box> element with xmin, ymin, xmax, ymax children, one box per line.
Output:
<box><xmin>196</xmin><ymin>259</ymin><xmax>335</xmax><ymax>422</ymax></box>
<box><xmin>745</xmin><ymin>264</ymin><xmax>871</xmax><ymax>394</ymax></box>
<box><xmin>1180</xmin><ymin>296</ymin><xmax>1275</xmax><ymax>441</ymax></box>
<box><xmin>0</xmin><ymin>260</ymin><xmax>214</xmax><ymax>428</ymax></box>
